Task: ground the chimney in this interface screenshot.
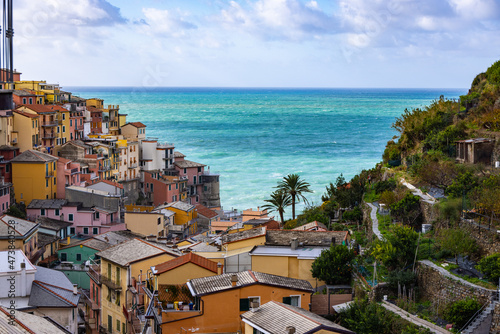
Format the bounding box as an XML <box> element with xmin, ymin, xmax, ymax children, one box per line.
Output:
<box><xmin>286</xmin><ymin>326</ymin><xmax>296</xmax><ymax>334</ymax></box>
<box><xmin>231</xmin><ymin>274</ymin><xmax>238</xmax><ymax>287</ymax></box>
<box><xmin>291</xmin><ymin>238</ymin><xmax>298</xmax><ymax>250</ymax></box>
<box><xmin>217</xmin><ymin>262</ymin><xmax>223</xmax><ymax>275</ymax></box>
<box><xmin>73</xmin><ymin>284</ymin><xmax>78</xmax><ymax>295</ymax></box>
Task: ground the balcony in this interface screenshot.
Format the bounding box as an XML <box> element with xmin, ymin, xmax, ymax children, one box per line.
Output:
<box><xmin>128</xmin><ymin>163</ymin><xmax>138</xmax><ymax>169</ymax></box>
<box><xmin>76</xmin><ymin>124</ymin><xmax>84</xmax><ymax>130</ymax></box>
<box><xmin>41</xmin><ymin>121</ymin><xmax>58</xmax><ymax>127</ymax></box>
<box><xmin>101</xmin><ymin>274</ymin><xmax>122</xmax><ymax>290</ymax></box>
<box><xmin>98</xmin><ymin>165</ymin><xmax>111</xmax><ymax>172</ymax></box>
<box><xmin>87</xmin><ymin>262</ymin><xmax>101</xmax><ymax>285</ymax></box>
<box><xmin>42</xmin><ymin>133</ymin><xmax>55</xmax><ymax>139</ymax></box>
<box><xmin>81</xmin><ymin>289</ymin><xmax>100</xmax><ymax>311</ymax></box>
<box><xmin>157</xmin><ymin>142</ymin><xmax>174</xmax><ymax>149</ymax></box>
<box><xmin>45</xmin><ymin>171</ymin><xmax>54</xmax><ymax>178</ymax></box>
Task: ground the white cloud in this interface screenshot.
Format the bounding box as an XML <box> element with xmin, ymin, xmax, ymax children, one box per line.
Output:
<box><xmin>139</xmin><ymin>8</ymin><xmax>197</xmax><ymax>38</ymax></box>
<box><xmin>217</xmin><ymin>0</ymin><xmax>337</xmax><ymax>41</ymax></box>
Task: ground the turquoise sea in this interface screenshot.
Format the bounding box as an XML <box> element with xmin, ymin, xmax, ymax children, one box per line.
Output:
<box><xmin>68</xmin><ymin>87</ymin><xmax>465</xmax><ymax>217</ymax></box>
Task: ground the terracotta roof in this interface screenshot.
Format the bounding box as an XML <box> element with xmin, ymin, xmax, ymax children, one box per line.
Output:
<box><xmin>126</xmin><ymin>122</ymin><xmax>146</xmax><ymax>128</ymax></box>
<box><xmin>292</xmin><ymin>221</ymin><xmax>328</xmax><ymax>231</ymax></box>
<box><xmin>265</xmin><ymin>230</ymin><xmax>349</xmax><ymax>247</ymax></box>
<box><xmin>18</xmin><ymin>104</ymin><xmax>67</xmax><ymax>114</ymax></box>
<box><xmin>243</xmin><ymin>218</ymin><xmax>280</xmax><ymax>230</ymax></box>
<box><xmin>152</xmin><ymin>252</ymin><xmax>218</xmax><ymax>275</ymax></box>
<box><xmin>174</xmin><ymin>159</ymin><xmax>206</xmax><ymax>168</ymax></box>
<box><xmin>241</xmin><ymin>301</ymin><xmax>354</xmax><ymax>334</ymax></box>
<box><xmin>11</xmin><ymin>150</ymin><xmax>58</xmax><ymax>163</ymax></box>
<box><xmin>13</xmin><ymin>109</ymin><xmax>39</xmax><ymax>118</ymax></box>
<box><xmin>188</xmin><ymin>271</ymin><xmax>313</xmax><ymax>296</ymax></box>
<box><xmin>222</xmin><ymin>226</ymin><xmax>266</xmax><ymax>245</ymax></box>
<box><xmin>195</xmin><ymin>204</ymin><xmax>218</xmax><ymax>219</ymax></box>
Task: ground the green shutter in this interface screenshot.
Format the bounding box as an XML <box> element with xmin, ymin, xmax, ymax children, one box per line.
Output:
<box><xmin>240</xmin><ymin>298</ymin><xmax>250</xmax><ymax>311</ymax></box>
<box><xmin>283</xmin><ymin>297</ymin><xmax>292</xmax><ymax>305</ymax></box>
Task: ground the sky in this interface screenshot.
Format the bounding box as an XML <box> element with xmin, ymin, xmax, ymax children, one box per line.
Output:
<box><xmin>11</xmin><ymin>0</ymin><xmax>500</xmax><ymax>88</ymax></box>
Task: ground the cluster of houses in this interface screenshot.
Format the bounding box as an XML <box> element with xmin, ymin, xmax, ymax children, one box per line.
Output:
<box><xmin>0</xmin><ymin>69</ymin><xmax>356</xmax><ymax>334</ymax></box>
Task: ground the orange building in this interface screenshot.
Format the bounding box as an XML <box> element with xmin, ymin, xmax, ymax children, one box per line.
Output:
<box><xmin>156</xmin><ymin>271</ymin><xmax>313</xmax><ymax>333</ymax></box>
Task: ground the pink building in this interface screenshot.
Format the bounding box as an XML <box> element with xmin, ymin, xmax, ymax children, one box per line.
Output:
<box><xmin>173</xmin><ymin>154</ymin><xmax>206</xmax><ymax>205</ymax></box>
<box><xmin>0</xmin><ymin>181</ymin><xmax>11</xmax><ymax>213</ymax></box>
<box><xmin>26</xmin><ymin>199</ymin><xmax>125</xmax><ymax>237</ymax></box>
<box><xmin>143</xmin><ymin>170</ymin><xmax>188</xmax><ymax>206</ymax></box>
<box><xmin>56</xmin><ymin>157</ymin><xmax>82</xmax><ymax>199</ymax></box>
<box><xmin>0</xmin><ymin>145</ymin><xmax>19</xmax><ymax>183</ymax></box>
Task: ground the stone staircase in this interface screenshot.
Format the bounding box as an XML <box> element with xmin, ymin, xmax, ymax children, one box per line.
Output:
<box><xmin>461</xmin><ymin>301</ymin><xmax>497</xmax><ymax>334</ymax></box>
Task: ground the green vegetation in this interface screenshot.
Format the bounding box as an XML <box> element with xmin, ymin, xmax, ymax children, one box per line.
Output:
<box><xmin>311</xmin><ymin>244</ymin><xmax>354</xmax><ymax>285</ymax></box>
<box><xmin>372</xmin><ymin>225</ymin><xmax>418</xmax><ymax>271</ymax></box>
<box><xmin>261</xmin><ymin>189</ymin><xmax>291</xmax><ymax>224</ymax></box>
<box><xmin>476</xmin><ymin>253</ymin><xmax>500</xmax><ymax>283</ymax></box>
<box><xmin>443</xmin><ymin>298</ymin><xmax>481</xmax><ymax>329</ymax></box>
<box><xmin>277</xmin><ymin>173</ymin><xmax>313</xmax><ymax>220</ymax></box>
<box><xmin>439</xmin><ymin>228</ymin><xmax>478</xmax><ymax>265</ymax></box>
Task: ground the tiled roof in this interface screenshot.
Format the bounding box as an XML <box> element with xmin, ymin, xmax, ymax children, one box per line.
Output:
<box><xmin>174</xmin><ymin>151</ymin><xmax>185</xmax><ymax>158</ymax></box>
<box><xmin>96</xmin><ymin>238</ymin><xmax>179</xmax><ymax>267</ymax></box>
<box><xmin>195</xmin><ymin>204</ymin><xmax>218</xmax><ymax>219</ymax></box>
<box><xmin>36</xmin><ymin>217</ymin><xmax>72</xmax><ymax>231</ymax></box>
<box><xmin>29</xmin><ymin>266</ymin><xmax>80</xmax><ymax>308</ymax></box>
<box><xmin>174</xmin><ymin>159</ymin><xmax>206</xmax><ymax>168</ymax></box>
<box><xmin>221</xmin><ymin>226</ymin><xmax>266</xmax><ymax>245</ymax></box>
<box><xmin>19</xmin><ymin>104</ymin><xmax>66</xmax><ymax>114</ymax></box>
<box><xmin>126</xmin><ymin>122</ymin><xmax>146</xmax><ymax>128</ymax></box>
<box><xmin>241</xmin><ymin>301</ymin><xmax>354</xmax><ymax>334</ymax></box>
<box><xmin>11</xmin><ymin>150</ymin><xmax>58</xmax><ymax>163</ymax></box>
<box><xmin>37</xmin><ymin>232</ymin><xmax>60</xmax><ymax>247</ymax></box>
<box><xmin>92</xmin><ymin>179</ymin><xmax>124</xmax><ymax>189</ymax></box>
<box><xmin>92</xmin><ymin>230</ymin><xmax>142</xmax><ymax>245</ymax></box>
<box><xmin>265</xmin><ymin>230</ymin><xmax>349</xmax><ymax>247</ymax></box>
<box><xmin>152</xmin><ymin>252</ymin><xmax>218</xmax><ymax>275</ymax></box>
<box><xmin>60</xmin><ymin>237</ymin><xmax>111</xmax><ymax>252</ymax></box>
<box><xmin>163</xmin><ymin>201</ymin><xmax>195</xmax><ymax>212</ymax></box>
<box><xmin>292</xmin><ymin>221</ymin><xmax>328</xmax><ymax>231</ymax></box>
<box><xmin>13</xmin><ymin>109</ymin><xmax>39</xmax><ymax>118</ymax></box>
<box><xmin>27</xmin><ymin>199</ymin><xmax>67</xmax><ymax>209</ymax></box>
<box><xmin>188</xmin><ymin>271</ymin><xmax>313</xmax><ymax>296</ymax></box>
<box><xmin>12</xmin><ymin>89</ymin><xmax>38</xmax><ymax>97</ymax></box>
<box><xmin>243</xmin><ymin>218</ymin><xmax>280</xmax><ymax>230</ymax></box>
<box><xmin>0</xmin><ymin>307</ymin><xmax>70</xmax><ymax>334</ymax></box>
<box><xmin>0</xmin><ymin>215</ymin><xmax>38</xmax><ymax>238</ymax></box>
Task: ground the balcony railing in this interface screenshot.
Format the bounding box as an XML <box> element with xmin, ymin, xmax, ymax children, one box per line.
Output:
<box><xmin>45</xmin><ymin>171</ymin><xmax>54</xmax><ymax>178</ymax></box>
<box><xmin>128</xmin><ymin>163</ymin><xmax>138</xmax><ymax>169</ymax></box>
<box><xmin>42</xmin><ymin>133</ymin><xmax>56</xmax><ymax>139</ymax></box>
<box><xmin>101</xmin><ymin>274</ymin><xmax>122</xmax><ymax>290</ymax></box>
<box><xmin>99</xmin><ymin>165</ymin><xmax>111</xmax><ymax>172</ymax></box>
<box><xmin>76</xmin><ymin>124</ymin><xmax>84</xmax><ymax>130</ymax></box>
<box><xmin>41</xmin><ymin>121</ymin><xmax>58</xmax><ymax>127</ymax></box>
<box><xmin>87</xmin><ymin>262</ymin><xmax>101</xmax><ymax>285</ymax></box>
<box><xmin>81</xmin><ymin>289</ymin><xmax>100</xmax><ymax>311</ymax></box>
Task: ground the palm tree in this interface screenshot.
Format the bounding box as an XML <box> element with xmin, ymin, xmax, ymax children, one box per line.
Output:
<box><xmin>262</xmin><ymin>190</ymin><xmax>292</xmax><ymax>225</ymax></box>
<box><xmin>277</xmin><ymin>174</ymin><xmax>313</xmax><ymax>220</ymax></box>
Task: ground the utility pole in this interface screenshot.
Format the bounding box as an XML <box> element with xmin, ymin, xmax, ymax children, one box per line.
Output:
<box><xmin>0</xmin><ymin>0</ymin><xmax>14</xmax><ymax>85</ymax></box>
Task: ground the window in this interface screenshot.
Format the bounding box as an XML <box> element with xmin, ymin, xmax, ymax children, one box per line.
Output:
<box><xmin>198</xmin><ymin>167</ymin><xmax>201</xmax><ymax>173</ymax></box>
<box><xmin>62</xmin><ymin>125</ymin><xmax>66</xmax><ymax>133</ymax></box>
<box><xmin>76</xmin><ymin>253</ymin><xmax>82</xmax><ymax>261</ymax></box>
<box><xmin>70</xmin><ymin>119</ymin><xmax>72</xmax><ymax>126</ymax></box>
<box><xmin>253</xmin><ymin>329</ymin><xmax>265</xmax><ymax>334</ymax></box>
<box><xmin>93</xmin><ymin>227</ymin><xmax>98</xmax><ymax>235</ymax></box>
<box><xmin>168</xmin><ymin>184</ymin><xmax>171</xmax><ymax>191</ymax></box>
<box><xmin>83</xmin><ymin>227</ymin><xmax>89</xmax><ymax>234</ymax></box>
<box><xmin>70</xmin><ymin>227</ymin><xmax>75</xmax><ymax>234</ymax></box>
<box><xmin>183</xmin><ymin>168</ymin><xmax>186</xmax><ymax>174</ymax></box>
<box><xmin>40</xmin><ymin>209</ymin><xmax>45</xmax><ymax>216</ymax></box>
<box><xmin>283</xmin><ymin>296</ymin><xmax>301</xmax><ymax>307</ymax></box>
<box><xmin>193</xmin><ymin>176</ymin><xmax>197</xmax><ymax>184</ymax></box>
<box><xmin>240</xmin><ymin>297</ymin><xmax>260</xmax><ymax>311</ymax></box>
<box><xmin>157</xmin><ymin>218</ymin><xmax>161</xmax><ymax>225</ymax></box>
<box><xmin>54</xmin><ymin>177</ymin><xmax>56</xmax><ymax>185</ymax></box>
<box><xmin>55</xmin><ymin>209</ymin><xmax>60</xmax><ymax>216</ymax></box>
<box><xmin>60</xmin><ymin>253</ymin><xmax>67</xmax><ymax>261</ymax></box>
<box><xmin>196</xmin><ymin>196</ymin><xmax>199</xmax><ymax>203</ymax></box>
<box><xmin>22</xmin><ymin>98</ymin><xmax>26</xmax><ymax>104</ymax></box>
<box><xmin>95</xmin><ymin>211</ymin><xmax>100</xmax><ymax>219</ymax></box>
<box><xmin>116</xmin><ymin>292</ymin><xmax>121</xmax><ymax>306</ymax></box>
<box><xmin>116</xmin><ymin>319</ymin><xmax>120</xmax><ymax>331</ymax></box>
<box><xmin>62</xmin><ymin>113</ymin><xmax>66</xmax><ymax>120</ymax></box>
<box><xmin>29</xmin><ymin>97</ymin><xmax>33</xmax><ymax>104</ymax></box>
<box><xmin>122</xmin><ymin>322</ymin><xmax>126</xmax><ymax>334</ymax></box>
<box><xmin>108</xmin><ymin>315</ymin><xmax>112</xmax><ymax>333</ymax></box>
<box><xmin>150</xmin><ymin>183</ymin><xmax>153</xmax><ymax>191</ymax></box>
<box><xmin>67</xmin><ymin>213</ymin><xmax>74</xmax><ymax>222</ymax></box>
<box><xmin>45</xmin><ymin>179</ymin><xmax>48</xmax><ymax>187</ymax></box>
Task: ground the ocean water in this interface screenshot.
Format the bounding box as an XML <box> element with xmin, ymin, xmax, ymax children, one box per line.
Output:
<box><xmin>68</xmin><ymin>87</ymin><xmax>465</xmax><ymax>217</ymax></box>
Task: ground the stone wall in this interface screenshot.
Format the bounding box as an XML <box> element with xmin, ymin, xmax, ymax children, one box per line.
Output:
<box><xmin>490</xmin><ymin>303</ymin><xmax>500</xmax><ymax>334</ymax></box>
<box><xmin>362</xmin><ymin>202</ymin><xmax>374</xmax><ymax>241</ymax></box>
<box><xmin>416</xmin><ymin>262</ymin><xmax>496</xmax><ymax>308</ymax></box>
<box><xmin>420</xmin><ymin>200</ymin><xmax>437</xmax><ymax>225</ymax></box>
<box><xmin>458</xmin><ymin>219</ymin><xmax>500</xmax><ymax>257</ymax></box>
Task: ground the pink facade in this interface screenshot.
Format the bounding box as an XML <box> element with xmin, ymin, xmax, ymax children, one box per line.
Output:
<box><xmin>56</xmin><ymin>158</ymin><xmax>81</xmax><ymax>199</ymax></box>
<box><xmin>0</xmin><ymin>146</ymin><xmax>19</xmax><ymax>183</ymax></box>
<box><xmin>143</xmin><ymin>171</ymin><xmax>187</xmax><ymax>206</ymax></box>
<box><xmin>26</xmin><ymin>201</ymin><xmax>125</xmax><ymax>237</ymax></box>
<box><xmin>0</xmin><ymin>183</ymin><xmax>11</xmax><ymax>213</ymax></box>
<box><xmin>174</xmin><ymin>156</ymin><xmax>205</xmax><ymax>205</ymax></box>
<box><xmin>69</xmin><ymin>111</ymin><xmax>84</xmax><ymax>141</ymax></box>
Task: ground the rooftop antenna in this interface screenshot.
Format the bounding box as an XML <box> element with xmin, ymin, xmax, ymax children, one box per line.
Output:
<box><xmin>0</xmin><ymin>0</ymin><xmax>14</xmax><ymax>85</ymax></box>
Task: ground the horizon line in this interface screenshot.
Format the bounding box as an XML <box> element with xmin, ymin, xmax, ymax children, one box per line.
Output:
<box><xmin>64</xmin><ymin>85</ymin><xmax>468</xmax><ymax>90</ymax></box>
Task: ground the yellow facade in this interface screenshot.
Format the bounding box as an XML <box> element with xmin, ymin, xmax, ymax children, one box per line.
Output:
<box><xmin>251</xmin><ymin>255</ymin><xmax>325</xmax><ymax>288</ymax></box>
<box><xmin>0</xmin><ymin>115</ymin><xmax>14</xmax><ymax>146</ymax></box>
<box><xmin>14</xmin><ymin>81</ymin><xmax>60</xmax><ymax>103</ymax></box>
<box><xmin>12</xmin><ymin>157</ymin><xmax>57</xmax><ymax>204</ymax></box>
<box><xmin>155</xmin><ymin>262</ymin><xmax>217</xmax><ymax>287</ymax></box>
<box><xmin>86</xmin><ymin>98</ymin><xmax>104</xmax><ymax>109</ymax></box>
<box><xmin>12</xmin><ymin>111</ymin><xmax>39</xmax><ymax>152</ymax></box>
<box><xmin>58</xmin><ymin>109</ymin><xmax>71</xmax><ymax>145</ymax></box>
<box><xmin>101</xmin><ymin>253</ymin><xmax>175</xmax><ymax>334</ymax></box>
<box><xmin>224</xmin><ymin>235</ymin><xmax>266</xmax><ymax>252</ymax></box>
<box><xmin>125</xmin><ymin>212</ymin><xmax>166</xmax><ymax>237</ymax></box>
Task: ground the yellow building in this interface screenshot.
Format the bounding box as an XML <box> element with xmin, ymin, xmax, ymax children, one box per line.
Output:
<box><xmin>12</xmin><ymin>109</ymin><xmax>40</xmax><ymax>151</ymax></box>
<box><xmin>86</xmin><ymin>98</ymin><xmax>104</xmax><ymax>109</ymax></box>
<box><xmin>95</xmin><ymin>238</ymin><xmax>180</xmax><ymax>334</ymax></box>
<box><xmin>249</xmin><ymin>230</ymin><xmax>351</xmax><ymax>288</ymax></box>
<box><xmin>161</xmin><ymin>201</ymin><xmax>197</xmax><ymax>234</ymax></box>
<box><xmin>221</xmin><ymin>226</ymin><xmax>267</xmax><ymax>252</ymax></box>
<box><xmin>14</xmin><ymin>81</ymin><xmax>61</xmax><ymax>103</ymax></box>
<box><xmin>0</xmin><ymin>214</ymin><xmax>39</xmax><ymax>263</ymax></box>
<box><xmin>11</xmin><ymin>150</ymin><xmax>58</xmax><ymax>204</ymax></box>
<box><xmin>125</xmin><ymin>211</ymin><xmax>172</xmax><ymax>237</ymax></box>
<box><xmin>151</xmin><ymin>252</ymin><xmax>219</xmax><ymax>287</ymax></box>
<box><xmin>241</xmin><ymin>301</ymin><xmax>355</xmax><ymax>334</ymax></box>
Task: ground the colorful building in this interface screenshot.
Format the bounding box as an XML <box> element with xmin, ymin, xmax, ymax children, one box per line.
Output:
<box><xmin>0</xmin><ymin>215</ymin><xmax>39</xmax><ymax>263</ymax></box>
<box><xmin>11</xmin><ymin>150</ymin><xmax>58</xmax><ymax>204</ymax></box>
<box><xmin>12</xmin><ymin>108</ymin><xmax>40</xmax><ymax>152</ymax></box>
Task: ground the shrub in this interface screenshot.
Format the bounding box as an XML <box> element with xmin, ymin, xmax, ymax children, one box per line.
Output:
<box><xmin>476</xmin><ymin>253</ymin><xmax>500</xmax><ymax>283</ymax></box>
<box><xmin>443</xmin><ymin>298</ymin><xmax>481</xmax><ymax>328</ymax></box>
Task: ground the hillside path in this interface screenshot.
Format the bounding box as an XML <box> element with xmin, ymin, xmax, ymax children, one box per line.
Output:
<box><xmin>367</xmin><ymin>202</ymin><xmax>384</xmax><ymax>240</ymax></box>
<box><xmin>400</xmin><ymin>178</ymin><xmax>436</xmax><ymax>205</ymax></box>
<box><xmin>381</xmin><ymin>301</ymin><xmax>449</xmax><ymax>333</ymax></box>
